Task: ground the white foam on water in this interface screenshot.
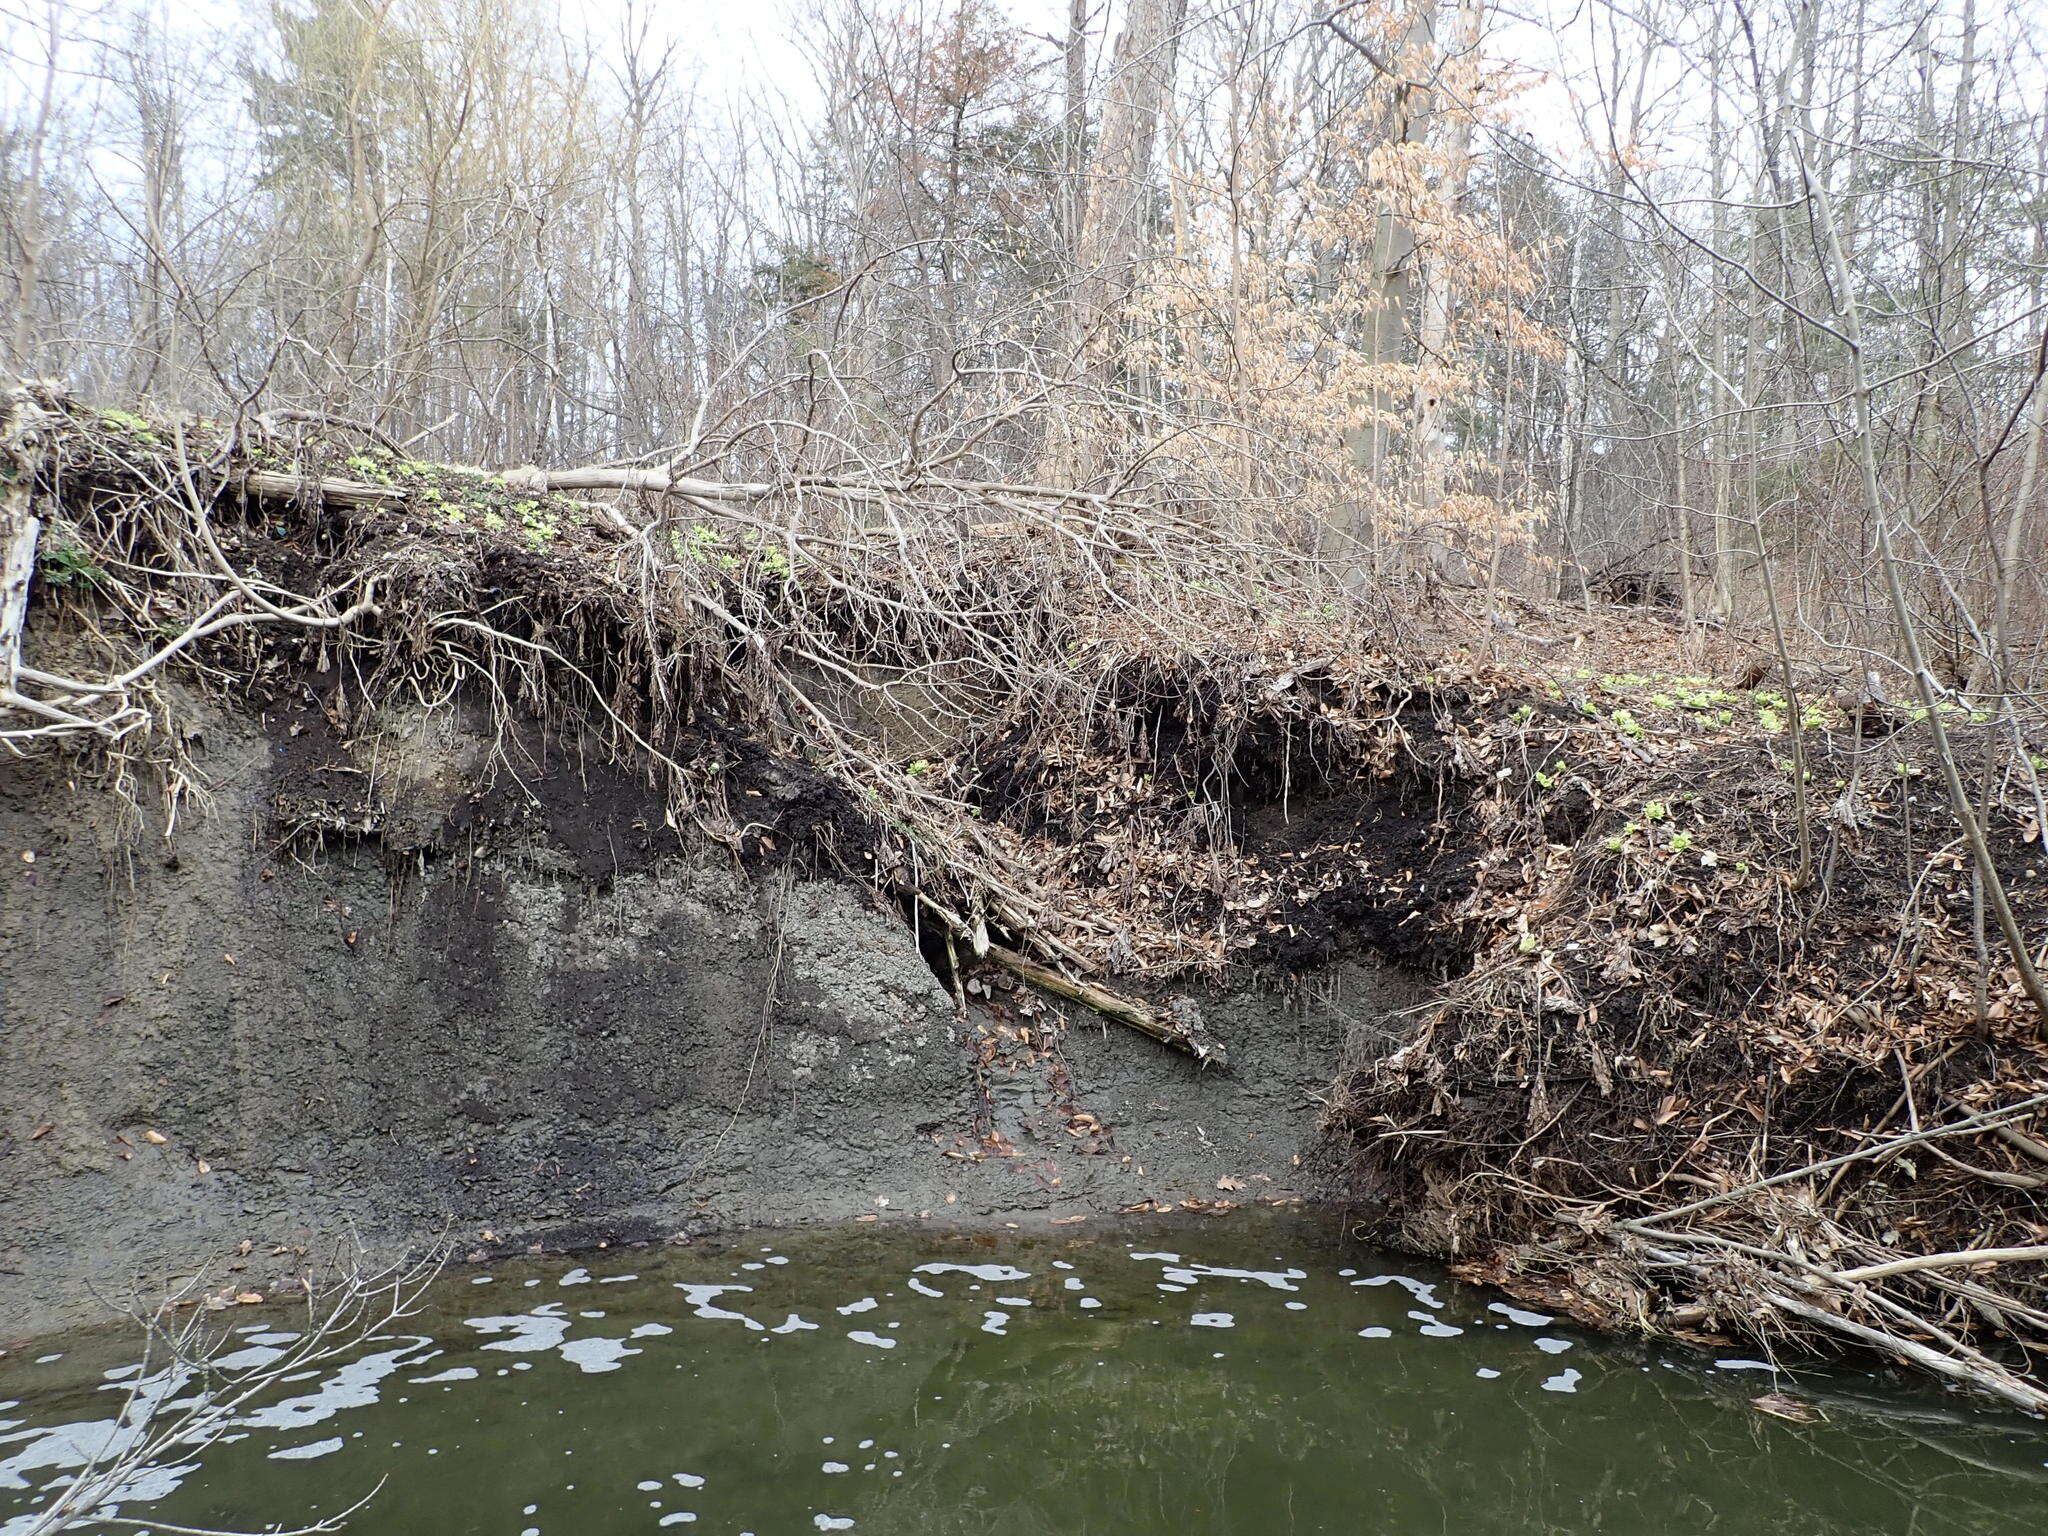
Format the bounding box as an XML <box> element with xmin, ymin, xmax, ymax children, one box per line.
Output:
<box><xmin>269</xmin><ymin>1437</ymin><xmax>345</xmax><ymax>1461</ymax></box>
<box><xmin>1190</xmin><ymin>1313</ymin><xmax>1234</xmax><ymax>1329</ymax></box>
<box><xmin>912</xmin><ymin>1262</ymin><xmax>1030</xmax><ymax>1283</ymax></box>
<box><xmin>211</xmin><ymin>1345</ymin><xmax>287</xmax><ymax>1371</ymax></box>
<box><xmin>848</xmin><ymin>1331</ymin><xmax>896</xmax><ymax>1350</ymax></box>
<box><xmin>1350</xmin><ymin>1275</ymin><xmax>1442</xmax><ymax>1308</ymax></box>
<box><xmin>244</xmin><ymin>1343</ymin><xmax>423</xmax><ymax>1431</ymax></box>
<box><xmin>1144</xmin><ymin>1256</ymin><xmax>1305</xmax><ymax>1293</ymax></box>
<box><xmin>673</xmin><ymin>1284</ymin><xmax>766</xmax><ymax>1331</ymax></box>
<box><xmin>558</xmin><ymin>1338</ymin><xmax>639</xmax><ymax>1374</ymax></box>
<box><xmin>468</xmin><ymin>1306</ymin><xmax>571</xmax><ymax>1354</ymax></box>
<box><xmin>1541</xmin><ymin>1369</ymin><xmax>1583</xmax><ymax>1394</ymax></box>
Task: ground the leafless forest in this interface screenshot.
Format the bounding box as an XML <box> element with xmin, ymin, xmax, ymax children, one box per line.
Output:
<box><xmin>4</xmin><ymin>0</ymin><xmax>2044</xmax><ymax>688</ymax></box>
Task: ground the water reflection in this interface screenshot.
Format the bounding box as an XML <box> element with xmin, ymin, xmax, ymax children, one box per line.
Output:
<box><xmin>3</xmin><ymin>1213</ymin><xmax>2044</xmax><ymax>1535</ymax></box>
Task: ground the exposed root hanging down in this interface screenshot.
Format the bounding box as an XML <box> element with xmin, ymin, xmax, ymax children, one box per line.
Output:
<box><xmin>11</xmin><ymin>383</ymin><xmax>2048</xmax><ymax>1410</ymax></box>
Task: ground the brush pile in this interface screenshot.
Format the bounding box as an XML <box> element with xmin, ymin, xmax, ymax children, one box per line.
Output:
<box><xmin>7</xmin><ymin>383</ymin><xmax>2048</xmax><ymax>1409</ymax></box>
<box><xmin>1333</xmin><ymin>704</ymin><xmax>2048</xmax><ymax>1412</ymax></box>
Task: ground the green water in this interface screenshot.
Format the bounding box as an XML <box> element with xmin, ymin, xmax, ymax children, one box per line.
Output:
<box><xmin>3</xmin><ymin>1213</ymin><xmax>2044</xmax><ymax>1534</ymax></box>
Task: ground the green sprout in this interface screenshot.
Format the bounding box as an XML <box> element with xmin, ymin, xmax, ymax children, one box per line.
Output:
<box><xmin>39</xmin><ymin>544</ymin><xmax>105</xmax><ymax>588</ymax></box>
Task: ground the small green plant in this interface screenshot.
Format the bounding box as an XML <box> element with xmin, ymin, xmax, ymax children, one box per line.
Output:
<box><xmin>97</xmin><ymin>408</ymin><xmax>159</xmax><ymax>442</ymax></box>
<box><xmin>39</xmin><ymin>544</ymin><xmax>105</xmax><ymax>588</ymax></box>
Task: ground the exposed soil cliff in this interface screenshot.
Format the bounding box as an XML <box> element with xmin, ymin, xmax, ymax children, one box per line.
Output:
<box><xmin>1</xmin><ymin>697</ymin><xmax>1417</xmax><ymax>1337</ymax></box>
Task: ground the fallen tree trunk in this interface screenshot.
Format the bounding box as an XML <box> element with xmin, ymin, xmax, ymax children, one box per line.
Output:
<box><xmin>237</xmin><ymin>468</ymin><xmax>409</xmax><ymax>509</ymax></box>
<box><xmin>509</xmin><ymin>465</ymin><xmax>769</xmax><ymax>501</ymax></box>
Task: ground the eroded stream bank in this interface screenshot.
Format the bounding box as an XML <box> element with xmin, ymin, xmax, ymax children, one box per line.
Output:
<box><xmin>1</xmin><ymin>713</ymin><xmax>1420</xmax><ymax>1338</ymax></box>
<box><xmin>8</xmin><ymin>392</ymin><xmax>2048</xmax><ymax>1405</ymax></box>
<box><xmin>5</xmin><ymin>1213</ymin><xmax>2045</xmax><ymax>1536</ymax></box>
